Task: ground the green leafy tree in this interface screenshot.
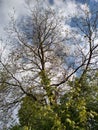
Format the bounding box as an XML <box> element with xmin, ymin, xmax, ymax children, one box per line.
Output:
<box><xmin>18</xmin><ymin>96</ymin><xmax>65</xmax><ymax>130</ymax></box>
<box><xmin>59</xmin><ymin>73</ymin><xmax>98</xmax><ymax>130</ymax></box>
<box><xmin>10</xmin><ymin>72</ymin><xmax>98</xmax><ymax>130</ymax></box>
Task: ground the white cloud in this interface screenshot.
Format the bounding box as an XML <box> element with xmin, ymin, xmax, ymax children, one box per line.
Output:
<box><xmin>52</xmin><ymin>0</ymin><xmax>77</xmax><ymax>18</ymax></box>
<box><xmin>0</xmin><ymin>0</ymin><xmax>29</xmax><ymax>40</ymax></box>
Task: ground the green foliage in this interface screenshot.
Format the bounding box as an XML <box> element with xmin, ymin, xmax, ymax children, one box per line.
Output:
<box><xmin>10</xmin><ymin>73</ymin><xmax>98</xmax><ymax>130</ymax></box>
<box><xmin>39</xmin><ymin>70</ymin><xmax>50</xmax><ymax>87</ymax></box>
<box><xmin>39</xmin><ymin>70</ymin><xmax>56</xmax><ymax>105</ymax></box>
<box><xmin>18</xmin><ymin>96</ymin><xmax>64</xmax><ymax>130</ymax></box>
<box><xmin>10</xmin><ymin>125</ymin><xmax>22</xmax><ymax>130</ymax></box>
<box><xmin>60</xmin><ymin>73</ymin><xmax>98</xmax><ymax>129</ymax></box>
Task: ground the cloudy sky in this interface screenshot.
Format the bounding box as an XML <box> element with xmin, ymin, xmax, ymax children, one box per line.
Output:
<box><xmin>0</xmin><ymin>0</ymin><xmax>97</xmax><ymax>61</ymax></box>
<box><xmin>0</xmin><ymin>1</ymin><xmax>97</xmax><ymax>24</ymax></box>
<box><xmin>0</xmin><ymin>0</ymin><xmax>98</xmax><ymax>27</ymax></box>
<box><xmin>0</xmin><ymin>0</ymin><xmax>98</xmax><ymax>49</ymax></box>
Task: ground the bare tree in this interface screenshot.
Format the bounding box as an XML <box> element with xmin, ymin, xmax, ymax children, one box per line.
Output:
<box><xmin>0</xmin><ymin>2</ymin><xmax>68</xmax><ymax>108</ymax></box>
<box><xmin>0</xmin><ymin>1</ymin><xmax>98</xmax><ymax>106</ymax></box>
<box><xmin>51</xmin><ymin>3</ymin><xmax>98</xmax><ymax>86</ymax></box>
